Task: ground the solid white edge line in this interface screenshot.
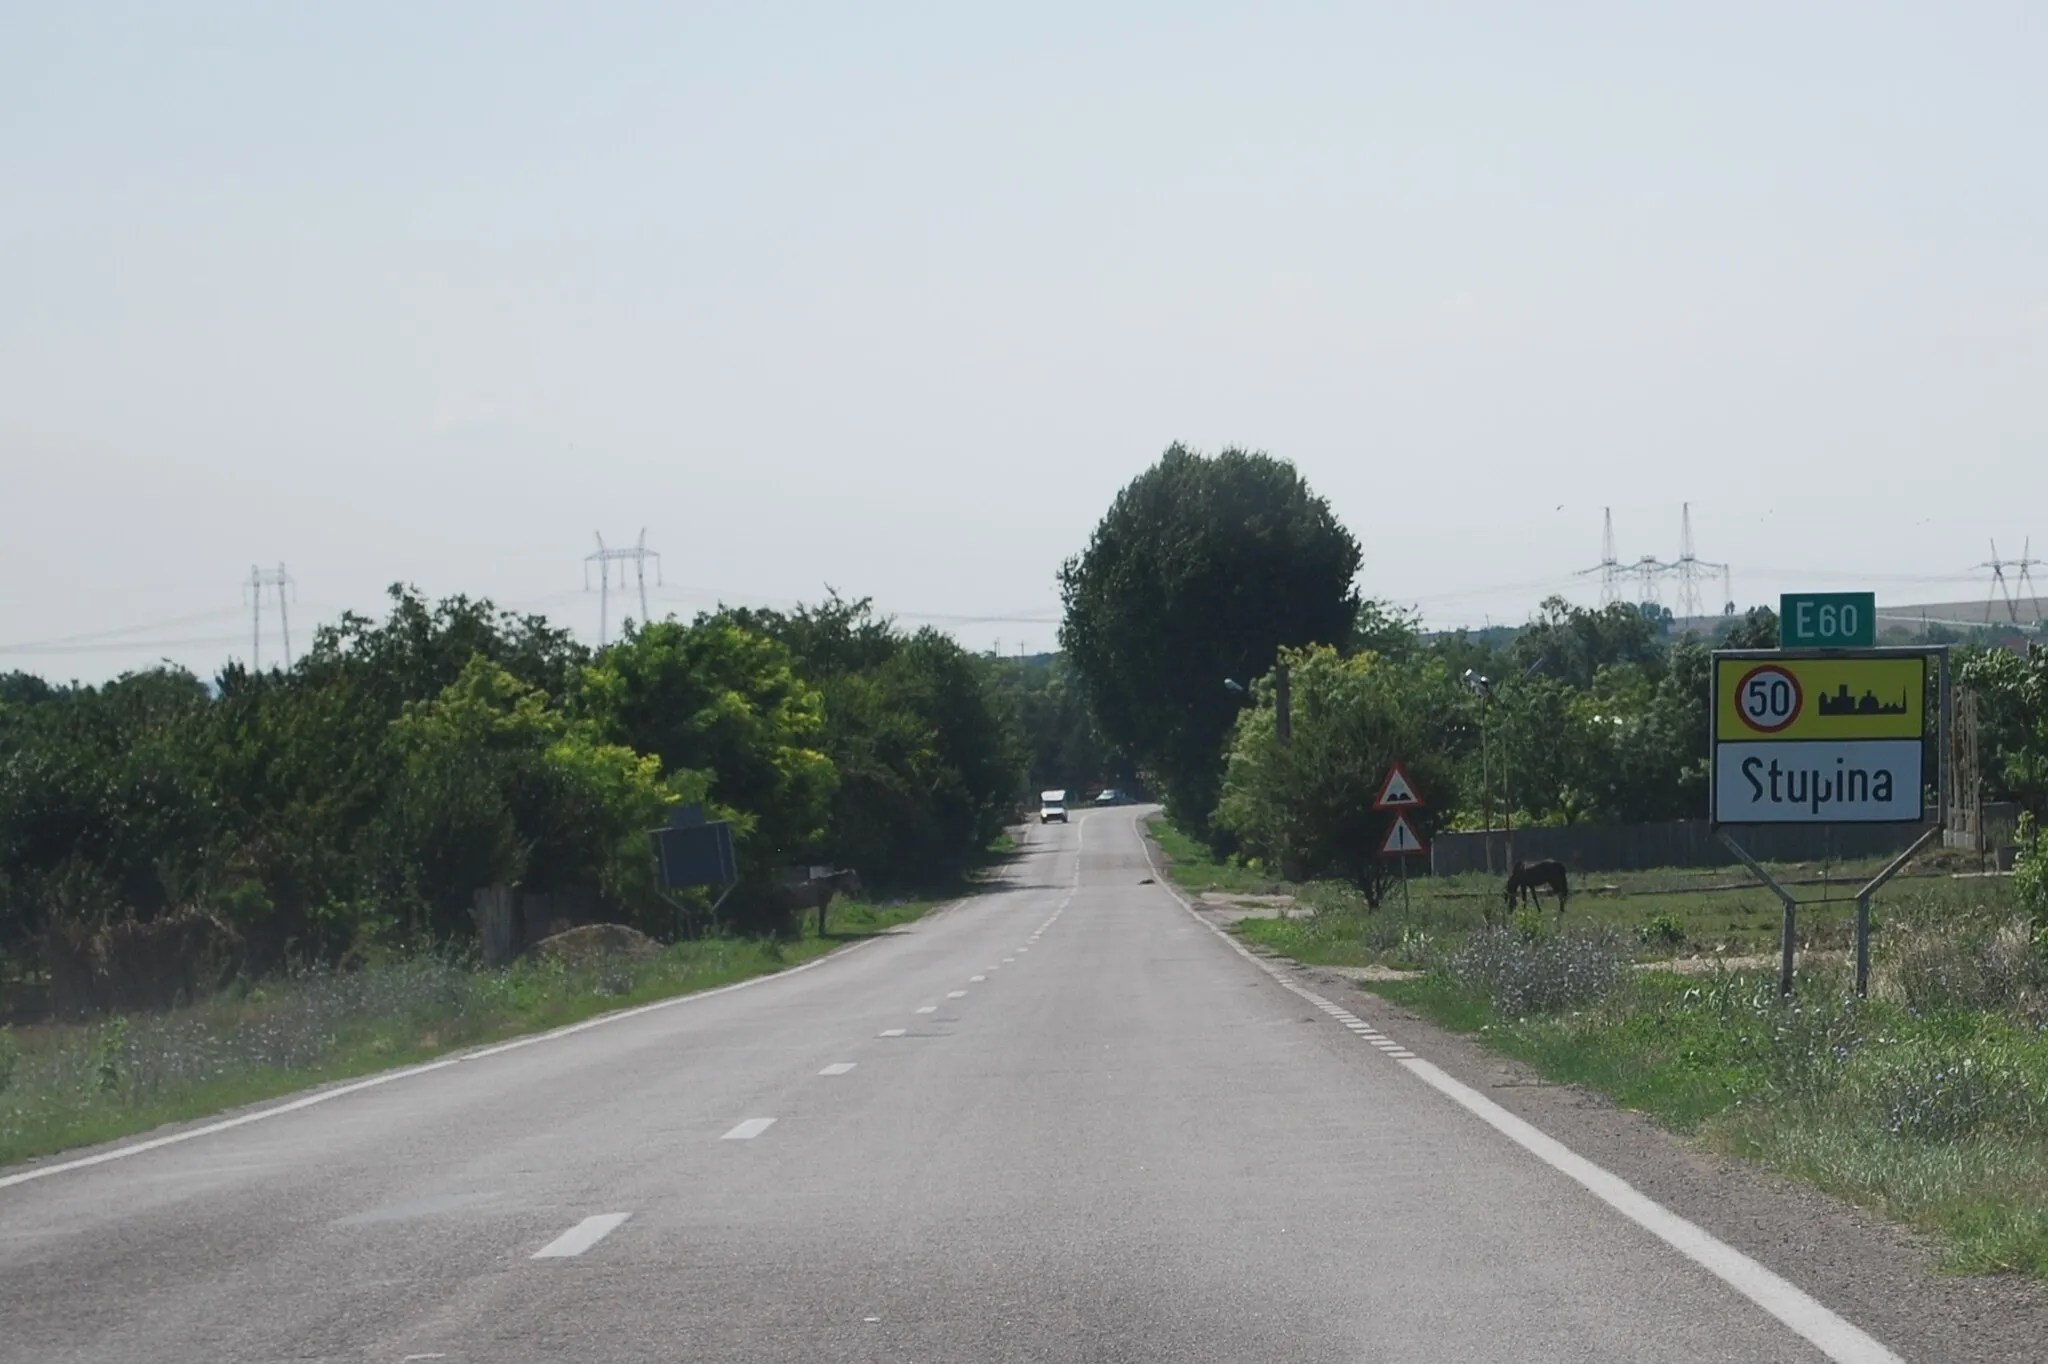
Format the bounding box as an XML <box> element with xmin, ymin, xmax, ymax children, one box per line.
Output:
<box><xmin>1130</xmin><ymin>811</ymin><xmax>1903</xmax><ymax>1364</ymax></box>
<box><xmin>0</xmin><ymin>895</ymin><xmax>959</xmax><ymax>1193</ymax></box>
<box><xmin>531</xmin><ymin>1211</ymin><xmax>631</xmax><ymax>1259</ymax></box>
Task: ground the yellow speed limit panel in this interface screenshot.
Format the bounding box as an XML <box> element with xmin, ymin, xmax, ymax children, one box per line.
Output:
<box><xmin>1714</xmin><ymin>656</ymin><xmax>1925</xmax><ymax>743</ymax></box>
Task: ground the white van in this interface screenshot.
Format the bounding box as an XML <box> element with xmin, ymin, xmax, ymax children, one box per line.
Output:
<box><xmin>1038</xmin><ymin>789</ymin><xmax>1069</xmax><ymax>824</ymax></box>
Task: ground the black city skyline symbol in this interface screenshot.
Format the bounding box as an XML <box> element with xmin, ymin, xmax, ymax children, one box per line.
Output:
<box><xmin>1815</xmin><ymin>683</ymin><xmax>1910</xmax><ymax>718</ymax></box>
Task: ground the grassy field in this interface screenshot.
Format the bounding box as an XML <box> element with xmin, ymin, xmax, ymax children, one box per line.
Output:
<box><xmin>0</xmin><ymin>897</ymin><xmax>940</xmax><ymax>1168</ymax></box>
<box><xmin>1150</xmin><ymin>818</ymin><xmax>1990</xmax><ymax>968</ymax></box>
<box><xmin>1149</xmin><ymin>817</ymin><xmax>2048</xmax><ymax>1278</ymax></box>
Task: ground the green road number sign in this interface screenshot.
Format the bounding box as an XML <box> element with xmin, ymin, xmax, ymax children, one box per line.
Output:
<box><xmin>1779</xmin><ymin>592</ymin><xmax>1875</xmax><ymax>649</ymax></box>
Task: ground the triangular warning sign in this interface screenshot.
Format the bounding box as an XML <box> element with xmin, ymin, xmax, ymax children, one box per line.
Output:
<box><xmin>1380</xmin><ymin>813</ymin><xmax>1426</xmax><ymax>857</ymax></box>
<box><xmin>1374</xmin><ymin>763</ymin><xmax>1424</xmax><ymax>810</ymax></box>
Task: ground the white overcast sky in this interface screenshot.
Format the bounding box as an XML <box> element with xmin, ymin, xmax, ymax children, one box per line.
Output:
<box><xmin>3</xmin><ymin>2</ymin><xmax>2044</xmax><ymax>682</ymax></box>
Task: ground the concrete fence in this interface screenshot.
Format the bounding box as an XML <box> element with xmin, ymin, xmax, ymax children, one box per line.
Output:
<box><xmin>1429</xmin><ymin>820</ymin><xmax>1933</xmax><ymax>877</ymax></box>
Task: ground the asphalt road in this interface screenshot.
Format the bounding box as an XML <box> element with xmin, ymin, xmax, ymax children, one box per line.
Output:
<box><xmin>0</xmin><ymin>806</ymin><xmax>1910</xmax><ymax>1362</ymax></box>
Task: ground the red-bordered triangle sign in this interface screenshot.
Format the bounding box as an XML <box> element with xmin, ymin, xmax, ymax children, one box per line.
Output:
<box><xmin>1380</xmin><ymin>813</ymin><xmax>1426</xmax><ymax>857</ymax></box>
<box><xmin>1374</xmin><ymin>762</ymin><xmax>1425</xmax><ymax>810</ymax></box>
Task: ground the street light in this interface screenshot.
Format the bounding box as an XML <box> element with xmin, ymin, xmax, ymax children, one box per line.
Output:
<box><xmin>1463</xmin><ymin>670</ymin><xmax>1505</xmax><ymax>873</ymax></box>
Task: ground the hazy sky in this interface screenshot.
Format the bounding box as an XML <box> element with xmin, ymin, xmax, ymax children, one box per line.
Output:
<box><xmin>4</xmin><ymin>2</ymin><xmax>2044</xmax><ymax>681</ymax></box>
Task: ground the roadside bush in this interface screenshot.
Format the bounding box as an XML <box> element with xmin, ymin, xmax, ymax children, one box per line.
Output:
<box><xmin>2014</xmin><ymin>813</ymin><xmax>2048</xmax><ymax>926</ymax></box>
<box><xmin>1449</xmin><ymin>926</ymin><xmax>1628</xmax><ymax>1017</ymax></box>
<box><xmin>0</xmin><ymin>1025</ymin><xmax>15</xmax><ymax>1093</ymax></box>
<box><xmin>1638</xmin><ymin>913</ymin><xmax>1687</xmax><ymax>951</ymax></box>
<box><xmin>1880</xmin><ymin>914</ymin><xmax>2048</xmax><ymax>1017</ymax></box>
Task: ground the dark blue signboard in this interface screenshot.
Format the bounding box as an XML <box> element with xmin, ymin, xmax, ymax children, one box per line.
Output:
<box><xmin>651</xmin><ymin>804</ymin><xmax>738</xmax><ymax>890</ymax></box>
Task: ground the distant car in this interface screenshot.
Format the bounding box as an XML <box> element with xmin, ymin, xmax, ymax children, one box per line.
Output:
<box><xmin>1039</xmin><ymin>789</ymin><xmax>1069</xmax><ymax>823</ymax></box>
<box><xmin>1095</xmin><ymin>788</ymin><xmax>1122</xmax><ymax>805</ymax></box>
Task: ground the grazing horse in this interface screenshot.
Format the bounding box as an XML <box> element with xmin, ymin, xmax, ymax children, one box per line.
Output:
<box><xmin>1504</xmin><ymin>859</ymin><xmax>1570</xmax><ymax>915</ymax></box>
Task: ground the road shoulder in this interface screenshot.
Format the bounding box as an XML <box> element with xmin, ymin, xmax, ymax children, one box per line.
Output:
<box><xmin>1269</xmin><ymin>946</ymin><xmax>2048</xmax><ymax>1364</ymax></box>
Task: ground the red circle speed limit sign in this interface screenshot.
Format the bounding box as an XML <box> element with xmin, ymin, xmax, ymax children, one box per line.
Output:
<box><xmin>1735</xmin><ymin>664</ymin><xmax>1803</xmax><ymax>733</ymax></box>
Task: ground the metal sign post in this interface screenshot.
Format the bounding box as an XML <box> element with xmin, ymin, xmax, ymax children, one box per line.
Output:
<box><xmin>1376</xmin><ymin>765</ymin><xmax>1428</xmax><ymax>913</ymax></box>
<box><xmin>1710</xmin><ymin>641</ymin><xmax>1948</xmax><ymax>996</ymax></box>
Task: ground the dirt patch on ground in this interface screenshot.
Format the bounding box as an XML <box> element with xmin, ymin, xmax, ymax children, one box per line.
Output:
<box><xmin>1196</xmin><ymin>891</ymin><xmax>1310</xmax><ymax>923</ymax></box>
<box><xmin>1320</xmin><ymin>962</ymin><xmax>1423</xmax><ymax>983</ymax></box>
<box><xmin>530</xmin><ymin>923</ymin><xmax>663</xmax><ymax>963</ymax></box>
<box><xmin>1635</xmin><ymin>948</ymin><xmax>1849</xmax><ymax>975</ymax></box>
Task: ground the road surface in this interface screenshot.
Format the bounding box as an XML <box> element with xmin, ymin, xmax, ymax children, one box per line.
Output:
<box><xmin>1</xmin><ymin>807</ymin><xmax>1910</xmax><ymax>1362</ymax></box>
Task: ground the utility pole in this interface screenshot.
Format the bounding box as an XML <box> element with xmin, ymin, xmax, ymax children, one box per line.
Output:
<box><xmin>585</xmin><ymin>530</ymin><xmax>663</xmax><ymax>647</ymax></box>
<box><xmin>245</xmin><ymin>564</ymin><xmax>294</xmax><ymax>669</ymax></box>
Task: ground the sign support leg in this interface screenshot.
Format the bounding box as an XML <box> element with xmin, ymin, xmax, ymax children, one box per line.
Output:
<box><xmin>1400</xmin><ymin>855</ymin><xmax>1410</xmax><ymax>913</ymax></box>
<box><xmin>1853</xmin><ymin>826</ymin><xmax>1940</xmax><ymax>997</ymax></box>
<box><xmin>1717</xmin><ymin>831</ymin><xmax>1800</xmax><ymax>997</ymax></box>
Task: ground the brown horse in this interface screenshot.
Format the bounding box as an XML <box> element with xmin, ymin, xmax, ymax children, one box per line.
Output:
<box><xmin>1504</xmin><ymin>859</ymin><xmax>1570</xmax><ymax>915</ymax></box>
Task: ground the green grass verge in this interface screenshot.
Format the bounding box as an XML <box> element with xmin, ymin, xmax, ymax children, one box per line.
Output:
<box><xmin>0</xmin><ymin>897</ymin><xmax>940</xmax><ymax>1168</ymax></box>
<box><xmin>1365</xmin><ymin>964</ymin><xmax>2048</xmax><ymax>1278</ymax></box>
<box><xmin>1146</xmin><ymin>818</ymin><xmax>1288</xmax><ymax>896</ymax></box>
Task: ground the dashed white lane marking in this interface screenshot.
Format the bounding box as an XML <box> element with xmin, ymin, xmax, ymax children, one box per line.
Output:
<box><xmin>879</xmin><ymin>1028</ymin><xmax>906</xmax><ymax>1037</ymax></box>
<box><xmin>970</xmin><ymin>975</ymin><xmax>987</xmax><ymax>982</ymax></box>
<box><xmin>1134</xmin><ymin>820</ymin><xmax>1904</xmax><ymax>1364</ymax></box>
<box><xmin>1002</xmin><ymin>956</ymin><xmax>1015</xmax><ymax>963</ymax></box>
<box><xmin>947</xmin><ymin>990</ymin><xmax>967</xmax><ymax>999</ymax></box>
<box><xmin>915</xmin><ymin>1005</ymin><xmax>937</xmax><ymax>1014</ymax></box>
<box><xmin>819</xmin><ymin>1063</ymin><xmax>857</xmax><ymax>1076</ymax></box>
<box><xmin>532</xmin><ymin>1212</ymin><xmax>631</xmax><ymax>1259</ymax></box>
<box><xmin>722</xmin><ymin>1118</ymin><xmax>777</xmax><ymax>1140</ymax></box>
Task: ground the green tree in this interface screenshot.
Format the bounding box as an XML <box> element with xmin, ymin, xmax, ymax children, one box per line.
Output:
<box><xmin>1059</xmin><ymin>445</ymin><xmax>1362</xmax><ymax>836</ymax></box>
<box><xmin>731</xmin><ymin>597</ymin><xmax>1025</xmax><ymax>889</ymax></box>
<box><xmin>381</xmin><ymin>657</ymin><xmax>678</xmax><ymax>940</ymax></box>
<box><xmin>1958</xmin><ymin>645</ymin><xmax>2048</xmax><ymax>813</ymax></box>
<box><xmin>1507</xmin><ymin>597</ymin><xmax>1664</xmax><ymax>692</ymax></box>
<box><xmin>1214</xmin><ymin>646</ymin><xmax>1459</xmax><ymax>904</ymax></box>
<box><xmin>1719</xmin><ymin>605</ymin><xmax>1780</xmax><ymax>650</ymax></box>
<box><xmin>577</xmin><ymin>618</ymin><xmax>836</xmax><ymax>879</ymax></box>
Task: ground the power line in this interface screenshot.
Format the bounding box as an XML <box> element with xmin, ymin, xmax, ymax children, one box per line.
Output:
<box><xmin>0</xmin><ymin>608</ymin><xmax>248</xmax><ymax>655</ymax></box>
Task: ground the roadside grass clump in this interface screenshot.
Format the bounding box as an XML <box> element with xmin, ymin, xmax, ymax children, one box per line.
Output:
<box><xmin>0</xmin><ymin>898</ymin><xmax>939</xmax><ymax>1168</ymax></box>
<box><xmin>1230</xmin><ymin>879</ymin><xmax>1472</xmax><ymax>970</ymax></box>
<box><xmin>1448</xmin><ymin>923</ymin><xmax>1629</xmax><ymax>1018</ymax></box>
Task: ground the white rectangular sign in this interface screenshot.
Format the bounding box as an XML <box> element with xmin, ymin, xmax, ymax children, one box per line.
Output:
<box><xmin>1714</xmin><ymin>740</ymin><xmax>1923</xmax><ymax>824</ymax></box>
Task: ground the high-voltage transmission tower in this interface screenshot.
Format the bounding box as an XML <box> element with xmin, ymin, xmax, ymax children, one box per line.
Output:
<box><xmin>1576</xmin><ymin>508</ymin><xmax>1673</xmax><ymax>608</ymax></box>
<box><xmin>1576</xmin><ymin>508</ymin><xmax>1625</xmax><ymax>605</ymax></box>
<box><xmin>245</xmin><ymin>563</ymin><xmax>295</xmax><ymax>670</ymax></box>
<box><xmin>585</xmin><ymin>530</ymin><xmax>663</xmax><ymax>646</ymax></box>
<box><xmin>1671</xmin><ymin>503</ymin><xmax>1733</xmax><ymax>620</ymax></box>
<box><xmin>1977</xmin><ymin>538</ymin><xmax>2043</xmax><ymax>625</ymax></box>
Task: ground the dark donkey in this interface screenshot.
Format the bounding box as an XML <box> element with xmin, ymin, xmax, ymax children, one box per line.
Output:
<box><xmin>1503</xmin><ymin>858</ymin><xmax>1571</xmax><ymax>915</ymax></box>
